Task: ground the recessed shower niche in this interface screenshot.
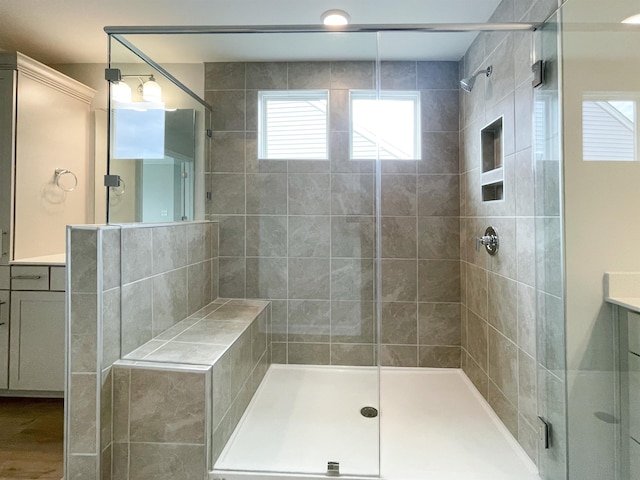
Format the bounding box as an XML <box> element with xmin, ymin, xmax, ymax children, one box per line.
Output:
<box><xmin>480</xmin><ymin>116</ymin><xmax>504</xmax><ymax>202</ymax></box>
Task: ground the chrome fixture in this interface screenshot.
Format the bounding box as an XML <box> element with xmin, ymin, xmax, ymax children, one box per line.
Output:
<box><xmin>476</xmin><ymin>226</ymin><xmax>499</xmax><ymax>256</ymax></box>
<box><xmin>460</xmin><ymin>65</ymin><xmax>493</xmax><ymax>93</ymax></box>
<box><xmin>54</xmin><ymin>168</ymin><xmax>78</xmax><ymax>192</ymax></box>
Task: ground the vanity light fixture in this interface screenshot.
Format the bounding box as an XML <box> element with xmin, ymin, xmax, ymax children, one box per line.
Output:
<box><xmin>622</xmin><ymin>13</ymin><xmax>640</xmax><ymax>24</ymax></box>
<box><xmin>116</xmin><ymin>74</ymin><xmax>162</xmax><ymax>103</ymax></box>
<box><xmin>321</xmin><ymin>9</ymin><xmax>351</xmax><ymax>26</ymax></box>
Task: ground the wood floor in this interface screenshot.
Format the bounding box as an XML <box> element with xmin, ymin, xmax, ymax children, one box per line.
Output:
<box><xmin>0</xmin><ymin>397</ymin><xmax>63</xmax><ymax>480</ymax></box>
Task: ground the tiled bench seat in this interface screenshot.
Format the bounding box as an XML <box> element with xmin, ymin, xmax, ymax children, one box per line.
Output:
<box><xmin>111</xmin><ymin>299</ymin><xmax>271</xmax><ymax>480</ymax></box>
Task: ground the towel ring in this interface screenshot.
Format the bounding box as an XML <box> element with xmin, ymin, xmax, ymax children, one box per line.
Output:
<box><xmin>110</xmin><ymin>178</ymin><xmax>126</xmax><ymax>197</ymax></box>
<box><xmin>54</xmin><ymin>168</ymin><xmax>78</xmax><ymax>192</ymax></box>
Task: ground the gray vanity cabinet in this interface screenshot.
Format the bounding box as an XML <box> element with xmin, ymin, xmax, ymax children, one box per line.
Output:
<box><xmin>0</xmin><ymin>266</ymin><xmax>66</xmax><ymax>393</ymax></box>
<box><xmin>0</xmin><ymin>267</ymin><xmax>9</xmax><ymax>389</ymax></box>
<box><xmin>629</xmin><ymin>312</ymin><xmax>640</xmax><ymax>480</ymax></box>
<box><xmin>0</xmin><ymin>52</ymin><xmax>93</xmax><ymax>395</ymax></box>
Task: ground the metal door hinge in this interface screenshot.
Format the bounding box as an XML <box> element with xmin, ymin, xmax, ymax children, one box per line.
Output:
<box><xmin>532</xmin><ymin>60</ymin><xmax>546</xmax><ymax>88</ymax></box>
<box><xmin>206</xmin><ymin>129</ymin><xmax>213</xmax><ymax>138</ymax></box>
<box><xmin>104</xmin><ymin>175</ymin><xmax>121</xmax><ymax>188</ymax></box>
<box><xmin>206</xmin><ymin>191</ymin><xmax>212</xmax><ymax>201</ymax></box>
<box><xmin>538</xmin><ymin>416</ymin><xmax>550</xmax><ymax>449</ymax></box>
<box><xmin>105</xmin><ymin>68</ymin><xmax>122</xmax><ymax>83</ymax></box>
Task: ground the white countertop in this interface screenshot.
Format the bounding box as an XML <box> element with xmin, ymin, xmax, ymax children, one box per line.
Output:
<box><xmin>11</xmin><ymin>253</ymin><xmax>66</xmax><ymax>266</ymax></box>
<box><xmin>604</xmin><ymin>272</ymin><xmax>640</xmax><ymax>313</ymax></box>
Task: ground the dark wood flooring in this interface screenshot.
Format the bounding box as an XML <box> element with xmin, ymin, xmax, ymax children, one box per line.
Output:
<box><xmin>0</xmin><ymin>397</ymin><xmax>63</xmax><ymax>480</ymax></box>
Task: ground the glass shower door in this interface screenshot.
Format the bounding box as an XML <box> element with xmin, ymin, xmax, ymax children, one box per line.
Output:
<box><xmin>201</xmin><ymin>30</ymin><xmax>382</xmax><ymax>478</ymax></box>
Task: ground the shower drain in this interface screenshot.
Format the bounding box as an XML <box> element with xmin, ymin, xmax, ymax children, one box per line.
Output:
<box><xmin>360</xmin><ymin>406</ymin><xmax>378</xmax><ymax>418</ymax></box>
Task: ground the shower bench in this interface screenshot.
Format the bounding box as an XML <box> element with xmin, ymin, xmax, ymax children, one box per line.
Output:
<box><xmin>110</xmin><ymin>298</ymin><xmax>271</xmax><ymax>479</ymax></box>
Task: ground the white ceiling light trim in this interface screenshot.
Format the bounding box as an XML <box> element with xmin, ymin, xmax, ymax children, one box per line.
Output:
<box><xmin>321</xmin><ymin>9</ymin><xmax>351</xmax><ymax>26</ymax></box>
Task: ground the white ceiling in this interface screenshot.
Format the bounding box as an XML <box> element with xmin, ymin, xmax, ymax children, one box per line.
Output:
<box><xmin>0</xmin><ymin>0</ymin><xmax>506</xmax><ymax>65</ymax></box>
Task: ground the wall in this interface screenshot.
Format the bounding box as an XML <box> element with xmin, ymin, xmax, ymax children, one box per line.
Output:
<box><xmin>65</xmin><ymin>221</ymin><xmax>218</xmax><ymax>480</ymax></box>
<box><xmin>206</xmin><ymin>60</ymin><xmax>461</xmax><ymax>368</ymax></box>
<box><xmin>458</xmin><ymin>0</ymin><xmax>558</xmax><ymax>466</ymax></box>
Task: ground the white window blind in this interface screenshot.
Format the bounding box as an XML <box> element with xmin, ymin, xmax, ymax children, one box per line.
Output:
<box><xmin>258</xmin><ymin>90</ymin><xmax>328</xmax><ymax>160</ymax></box>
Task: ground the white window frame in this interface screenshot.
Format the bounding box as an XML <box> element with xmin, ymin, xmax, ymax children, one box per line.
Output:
<box><xmin>258</xmin><ymin>90</ymin><xmax>329</xmax><ymax>160</ymax></box>
<box><xmin>349</xmin><ymin>90</ymin><xmax>422</xmax><ymax>161</ymax></box>
<box><xmin>582</xmin><ymin>92</ymin><xmax>638</xmax><ymax>162</ymax></box>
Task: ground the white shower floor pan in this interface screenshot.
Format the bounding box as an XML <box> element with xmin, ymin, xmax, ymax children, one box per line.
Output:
<box><xmin>211</xmin><ymin>365</ymin><xmax>539</xmax><ymax>480</ymax></box>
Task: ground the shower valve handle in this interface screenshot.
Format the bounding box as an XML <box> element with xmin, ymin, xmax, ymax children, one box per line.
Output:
<box><xmin>476</xmin><ymin>227</ymin><xmax>499</xmax><ymax>256</ymax></box>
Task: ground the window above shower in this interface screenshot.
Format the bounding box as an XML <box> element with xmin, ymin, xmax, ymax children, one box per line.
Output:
<box><xmin>257</xmin><ymin>89</ymin><xmax>421</xmax><ymax>162</ymax></box>
<box><xmin>258</xmin><ymin>90</ymin><xmax>329</xmax><ymax>160</ymax></box>
<box><xmin>350</xmin><ymin>90</ymin><xmax>421</xmax><ymax>161</ymax></box>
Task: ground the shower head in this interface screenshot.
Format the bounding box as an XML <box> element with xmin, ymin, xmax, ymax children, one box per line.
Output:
<box><xmin>460</xmin><ymin>65</ymin><xmax>493</xmax><ymax>93</ymax></box>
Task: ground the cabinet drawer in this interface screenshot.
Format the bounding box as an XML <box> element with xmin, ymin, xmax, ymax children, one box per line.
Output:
<box><xmin>49</xmin><ymin>267</ymin><xmax>65</xmax><ymax>292</ymax></box>
<box><xmin>0</xmin><ymin>266</ymin><xmax>8</xmax><ymax>290</ymax></box>
<box><xmin>631</xmin><ymin>353</ymin><xmax>640</xmax><ymax>443</ymax></box>
<box><xmin>10</xmin><ymin>266</ymin><xmax>49</xmax><ymax>290</ymax></box>
<box><xmin>630</xmin><ymin>312</ymin><xmax>640</xmax><ymax>356</ymax></box>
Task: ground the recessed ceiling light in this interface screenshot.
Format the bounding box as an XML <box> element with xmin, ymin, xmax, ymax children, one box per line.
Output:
<box><xmin>321</xmin><ymin>9</ymin><xmax>351</xmax><ymax>26</ymax></box>
<box><xmin>622</xmin><ymin>13</ymin><xmax>640</xmax><ymax>24</ymax></box>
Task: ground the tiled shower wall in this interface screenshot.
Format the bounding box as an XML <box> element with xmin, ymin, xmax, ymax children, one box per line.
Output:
<box><xmin>66</xmin><ymin>221</ymin><xmax>218</xmax><ymax>480</ymax></box>
<box><xmin>206</xmin><ymin>60</ymin><xmax>461</xmax><ymax>367</ymax></box>
<box><xmin>459</xmin><ymin>0</ymin><xmax>559</xmax><ymax>466</ymax></box>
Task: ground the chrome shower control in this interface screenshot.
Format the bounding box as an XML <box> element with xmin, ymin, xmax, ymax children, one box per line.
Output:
<box><xmin>476</xmin><ymin>226</ymin><xmax>499</xmax><ymax>256</ymax></box>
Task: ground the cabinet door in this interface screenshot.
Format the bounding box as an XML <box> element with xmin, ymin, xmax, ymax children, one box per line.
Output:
<box><xmin>0</xmin><ymin>291</ymin><xmax>8</xmax><ymax>389</ymax></box>
<box><xmin>9</xmin><ymin>291</ymin><xmax>65</xmax><ymax>391</ymax></box>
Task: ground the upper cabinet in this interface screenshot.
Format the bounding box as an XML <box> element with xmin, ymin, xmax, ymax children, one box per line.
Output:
<box><xmin>0</xmin><ymin>52</ymin><xmax>95</xmax><ymax>265</ymax></box>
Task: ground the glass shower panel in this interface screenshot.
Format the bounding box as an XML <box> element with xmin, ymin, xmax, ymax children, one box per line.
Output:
<box><xmin>533</xmin><ymin>12</ymin><xmax>568</xmax><ymax>480</ymax></box>
<box><xmin>559</xmin><ymin>1</ymin><xmax>640</xmax><ymax>479</ymax></box>
<box><xmin>107</xmin><ymin>36</ymin><xmax>208</xmax><ymax>223</ymax></box>
<box><xmin>110</xmin><ymin>30</ymin><xmax>383</xmax><ymax>479</ymax></box>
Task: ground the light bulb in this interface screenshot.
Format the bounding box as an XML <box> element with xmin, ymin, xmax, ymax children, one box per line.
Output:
<box><xmin>142</xmin><ymin>78</ymin><xmax>162</xmax><ymax>103</ymax></box>
<box><xmin>111</xmin><ymin>81</ymin><xmax>132</xmax><ymax>103</ymax></box>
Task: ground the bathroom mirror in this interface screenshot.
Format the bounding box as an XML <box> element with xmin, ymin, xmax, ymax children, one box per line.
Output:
<box><xmin>107</xmin><ymin>36</ymin><xmax>210</xmax><ymax>224</ymax></box>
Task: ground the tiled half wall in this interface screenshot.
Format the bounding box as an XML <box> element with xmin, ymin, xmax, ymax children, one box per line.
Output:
<box><xmin>65</xmin><ymin>221</ymin><xmax>219</xmax><ymax>480</ymax></box>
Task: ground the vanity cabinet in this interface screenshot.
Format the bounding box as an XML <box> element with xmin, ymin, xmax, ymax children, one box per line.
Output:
<box><xmin>0</xmin><ymin>265</ymin><xmax>66</xmax><ymax>394</ymax></box>
<box><xmin>9</xmin><ymin>290</ymin><xmax>64</xmax><ymax>391</ymax></box>
<box><xmin>624</xmin><ymin>311</ymin><xmax>640</xmax><ymax>480</ymax></box>
<box><xmin>0</xmin><ymin>52</ymin><xmax>95</xmax><ymax>264</ymax></box>
<box><xmin>0</xmin><ymin>266</ymin><xmax>9</xmax><ymax>389</ymax></box>
<box><xmin>629</xmin><ymin>312</ymin><xmax>640</xmax><ymax>480</ymax></box>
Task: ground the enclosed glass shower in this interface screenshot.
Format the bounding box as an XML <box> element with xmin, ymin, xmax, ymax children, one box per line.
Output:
<box><xmin>99</xmin><ymin>2</ymin><xmax>571</xmax><ymax>479</ymax></box>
